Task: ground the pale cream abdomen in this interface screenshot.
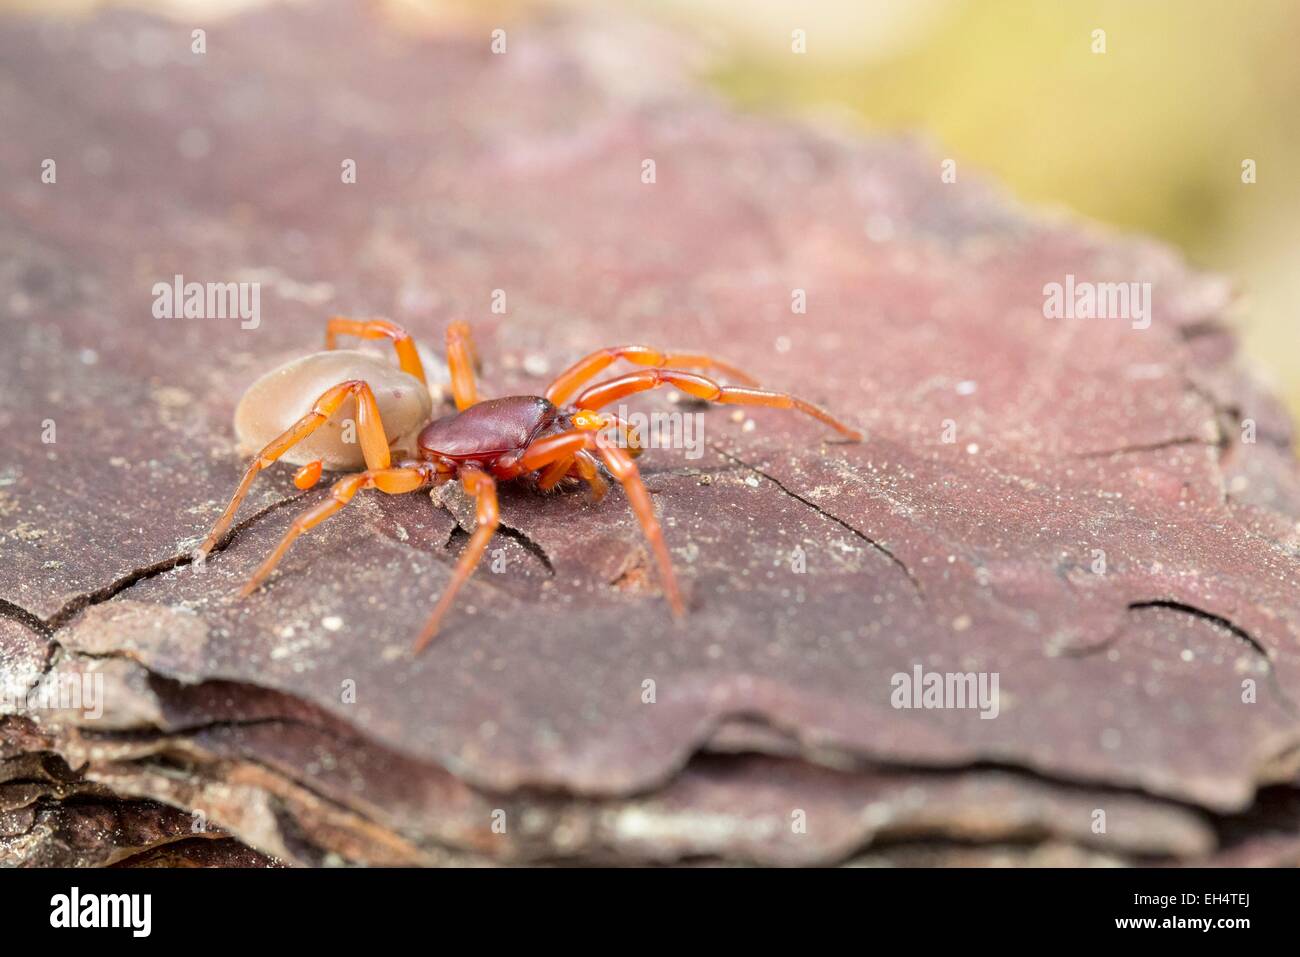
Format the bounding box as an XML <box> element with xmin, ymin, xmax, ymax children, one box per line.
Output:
<box><xmin>234</xmin><ymin>350</ymin><xmax>434</xmax><ymax>470</ymax></box>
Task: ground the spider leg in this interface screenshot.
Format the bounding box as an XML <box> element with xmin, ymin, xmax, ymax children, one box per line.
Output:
<box><xmin>573</xmin><ymin>449</ymin><xmax>609</xmax><ymax>503</ymax></box>
<box><xmin>535</xmin><ymin>449</ymin><xmax>608</xmax><ymax>500</ymax></box>
<box><xmin>533</xmin><ymin>408</ymin><xmax>639</xmax><ymax>494</ymax></box>
<box><xmin>573</xmin><ymin>369</ymin><xmax>862</xmax><ymax>441</ymax></box>
<box><xmin>413</xmin><ymin>466</ymin><xmax>498</xmax><ymax>652</ymax></box>
<box><xmin>514</xmin><ymin>430</ymin><xmax>593</xmax><ymax>473</ymax></box>
<box><xmin>532</xmin><ymin>436</ymin><xmax>601</xmax><ymax>492</ymax></box>
<box><xmin>536</xmin><ymin>455</ymin><xmax>573</xmax><ymax>492</ymax></box>
<box><xmin>445</xmin><ymin>320</ymin><xmax>480</xmax><ymax>410</ymax></box>
<box><xmin>513</xmin><ymin>429</ymin><xmax>684</xmax><ymax>616</ymax></box>
<box><xmin>592</xmin><ymin>433</ymin><xmax>684</xmax><ymax>616</ymax></box>
<box><xmin>196</xmin><ymin>379</ymin><xmax>394</xmax><ymax>559</ymax></box>
<box><xmin>545</xmin><ymin>345</ymin><xmax>759</xmax><ymax>405</ymax></box>
<box><xmin>534</xmin><ymin>406</ymin><xmax>643</xmax><ymax>495</ymax></box>
<box><xmin>325</xmin><ymin>316</ymin><xmax>427</xmax><ymax>386</ymax></box>
<box><xmin>603</xmin><ymin>411</ymin><xmax>644</xmax><ymax>457</ymax></box>
<box><xmin>240</xmin><ymin>465</ymin><xmax>436</xmax><ymax>597</ymax></box>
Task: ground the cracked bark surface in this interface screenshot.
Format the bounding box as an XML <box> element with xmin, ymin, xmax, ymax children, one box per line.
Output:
<box><xmin>1</xmin><ymin>2</ymin><xmax>1298</xmax><ymax>865</ymax></box>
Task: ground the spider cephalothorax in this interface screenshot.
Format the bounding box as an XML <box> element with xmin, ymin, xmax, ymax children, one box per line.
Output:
<box><xmin>195</xmin><ymin>318</ymin><xmax>861</xmax><ymax>651</ymax></box>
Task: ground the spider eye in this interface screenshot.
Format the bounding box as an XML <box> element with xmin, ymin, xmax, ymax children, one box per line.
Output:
<box><xmin>573</xmin><ymin>410</ymin><xmax>607</xmax><ymax>431</ymax></box>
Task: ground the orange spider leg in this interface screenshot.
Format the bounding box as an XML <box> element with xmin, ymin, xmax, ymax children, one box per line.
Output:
<box><xmin>545</xmin><ymin>345</ymin><xmax>759</xmax><ymax>406</ymax></box>
<box><xmin>240</xmin><ymin>465</ymin><xmax>435</xmax><ymax>597</ymax></box>
<box><xmin>605</xmin><ymin>411</ymin><xmax>644</xmax><ymax>457</ymax></box>
<box><xmin>325</xmin><ymin>316</ymin><xmax>427</xmax><ymax>387</ymax></box>
<box><xmin>574</xmin><ymin>369</ymin><xmax>862</xmax><ymax>441</ymax></box>
<box><xmin>534</xmin><ymin>410</ymin><xmax>642</xmax><ymax>492</ymax></box>
<box><xmin>592</xmin><ymin>433</ymin><xmax>684</xmax><ymax>616</ymax></box>
<box><xmin>413</xmin><ymin>467</ymin><xmax>498</xmax><ymax>652</ymax></box>
<box><xmin>573</xmin><ymin>449</ymin><xmax>609</xmax><ymax>502</ymax></box>
<box><xmin>535</xmin><ymin>448</ymin><xmax>610</xmax><ymax>500</ymax></box>
<box><xmin>572</xmin><ymin>409</ymin><xmax>645</xmax><ymax>454</ymax></box>
<box><xmin>512</xmin><ymin>428</ymin><xmax>684</xmax><ymax>616</ymax></box>
<box><xmin>536</xmin><ymin>456</ymin><xmax>572</xmax><ymax>492</ymax></box>
<box><xmin>196</xmin><ymin>379</ymin><xmax>393</xmax><ymax>558</ymax></box>
<box><xmin>514</xmin><ymin>430</ymin><xmax>592</xmax><ymax>474</ymax></box>
<box><xmin>445</xmin><ymin>320</ymin><xmax>479</xmax><ymax>410</ymax></box>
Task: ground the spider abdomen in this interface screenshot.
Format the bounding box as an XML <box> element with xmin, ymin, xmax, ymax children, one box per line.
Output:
<box><xmin>417</xmin><ymin>394</ymin><xmax>559</xmax><ymax>462</ymax></box>
<box><xmin>235</xmin><ymin>350</ymin><xmax>432</xmax><ymax>470</ymax></box>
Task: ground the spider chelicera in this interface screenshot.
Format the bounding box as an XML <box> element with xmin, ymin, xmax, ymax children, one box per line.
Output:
<box><xmin>194</xmin><ymin>318</ymin><xmax>861</xmax><ymax>651</ymax></box>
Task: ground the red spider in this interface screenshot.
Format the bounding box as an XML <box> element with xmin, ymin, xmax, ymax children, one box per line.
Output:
<box><xmin>194</xmin><ymin>318</ymin><xmax>861</xmax><ymax>651</ymax></box>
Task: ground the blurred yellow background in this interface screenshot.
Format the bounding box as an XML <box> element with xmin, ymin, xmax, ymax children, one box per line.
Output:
<box><xmin>12</xmin><ymin>0</ymin><xmax>1297</xmax><ymax>420</ymax></box>
<box><xmin>692</xmin><ymin>0</ymin><xmax>1300</xmax><ymax>421</ymax></box>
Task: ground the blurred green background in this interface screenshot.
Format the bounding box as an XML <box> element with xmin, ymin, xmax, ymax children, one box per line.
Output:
<box><xmin>16</xmin><ymin>0</ymin><xmax>1298</xmax><ymax>420</ymax></box>
<box><xmin>653</xmin><ymin>0</ymin><xmax>1300</xmax><ymax>422</ymax></box>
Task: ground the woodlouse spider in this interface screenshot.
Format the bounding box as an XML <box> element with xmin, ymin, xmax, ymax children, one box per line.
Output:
<box><xmin>194</xmin><ymin>318</ymin><xmax>862</xmax><ymax>652</ymax></box>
